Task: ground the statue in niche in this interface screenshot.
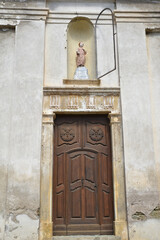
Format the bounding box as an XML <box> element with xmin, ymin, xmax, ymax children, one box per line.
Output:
<box><xmin>74</xmin><ymin>42</ymin><xmax>89</xmax><ymax>80</ymax></box>
<box><xmin>76</xmin><ymin>42</ymin><xmax>86</xmax><ymax>67</ymax></box>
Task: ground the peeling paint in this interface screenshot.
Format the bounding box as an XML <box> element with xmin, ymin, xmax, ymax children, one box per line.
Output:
<box><xmin>6</xmin><ymin>206</ymin><xmax>40</xmax><ymax>225</ymax></box>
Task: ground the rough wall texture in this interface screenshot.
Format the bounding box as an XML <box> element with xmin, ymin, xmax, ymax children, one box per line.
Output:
<box><xmin>0</xmin><ymin>27</ymin><xmax>15</xmax><ymax>240</ymax></box>
<box><xmin>117</xmin><ymin>1</ymin><xmax>160</xmax><ymax>239</ymax></box>
<box><xmin>116</xmin><ymin>0</ymin><xmax>160</xmax><ymax>11</ymax></box>
<box><xmin>0</xmin><ymin>0</ymin><xmax>45</xmax><ymax>8</ymax></box>
<box><xmin>0</xmin><ymin>0</ymin><xmax>160</xmax><ymax>240</ymax></box>
<box><xmin>0</xmin><ymin>20</ymin><xmax>45</xmax><ymax>239</ymax></box>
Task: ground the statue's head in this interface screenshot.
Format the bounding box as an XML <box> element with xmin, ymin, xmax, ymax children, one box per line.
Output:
<box><xmin>79</xmin><ymin>42</ymin><xmax>84</xmax><ymax>47</ymax></box>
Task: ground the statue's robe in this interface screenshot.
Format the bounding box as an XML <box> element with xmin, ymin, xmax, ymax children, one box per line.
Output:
<box><xmin>76</xmin><ymin>47</ymin><xmax>86</xmax><ymax>67</ymax></box>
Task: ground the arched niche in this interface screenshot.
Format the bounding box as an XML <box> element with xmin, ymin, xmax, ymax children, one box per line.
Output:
<box><xmin>67</xmin><ymin>17</ymin><xmax>96</xmax><ymax>80</ymax></box>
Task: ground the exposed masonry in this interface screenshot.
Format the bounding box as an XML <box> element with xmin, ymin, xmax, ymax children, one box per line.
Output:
<box><xmin>132</xmin><ymin>204</ymin><xmax>160</xmax><ymax>221</ymax></box>
<box><xmin>132</xmin><ymin>212</ymin><xmax>147</xmax><ymax>221</ymax></box>
<box><xmin>149</xmin><ymin>205</ymin><xmax>160</xmax><ymax>219</ymax></box>
<box><xmin>128</xmin><ymin>191</ymin><xmax>160</xmax><ymax>222</ymax></box>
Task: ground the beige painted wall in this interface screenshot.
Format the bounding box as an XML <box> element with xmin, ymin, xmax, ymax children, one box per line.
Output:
<box><xmin>0</xmin><ymin>19</ymin><xmax>46</xmax><ymax>239</ymax></box>
<box><xmin>117</xmin><ymin>19</ymin><xmax>160</xmax><ymax>240</ymax></box>
<box><xmin>0</xmin><ymin>27</ymin><xmax>15</xmax><ymax>240</ymax></box>
<box><xmin>1</xmin><ymin>1</ymin><xmax>160</xmax><ymax>240</ymax></box>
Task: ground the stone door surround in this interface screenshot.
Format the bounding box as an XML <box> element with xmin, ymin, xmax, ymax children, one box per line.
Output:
<box><xmin>40</xmin><ymin>87</ymin><xmax>128</xmax><ymax>240</ymax></box>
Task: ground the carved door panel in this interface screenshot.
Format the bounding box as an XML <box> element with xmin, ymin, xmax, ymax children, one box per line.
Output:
<box><xmin>53</xmin><ymin>115</ymin><xmax>114</xmax><ymax>235</ymax></box>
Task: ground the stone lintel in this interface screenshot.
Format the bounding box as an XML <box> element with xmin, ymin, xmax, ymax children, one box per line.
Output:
<box><xmin>43</xmin><ymin>87</ymin><xmax>120</xmax><ymax>96</ymax></box>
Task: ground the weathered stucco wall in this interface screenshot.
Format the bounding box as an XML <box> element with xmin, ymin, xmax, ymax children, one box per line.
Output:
<box><xmin>0</xmin><ymin>0</ymin><xmax>160</xmax><ymax>240</ymax></box>
<box><xmin>0</xmin><ymin>0</ymin><xmax>45</xmax><ymax>8</ymax></box>
<box><xmin>116</xmin><ymin>1</ymin><xmax>160</xmax><ymax>239</ymax></box>
<box><xmin>0</xmin><ymin>18</ymin><xmax>45</xmax><ymax>239</ymax></box>
<box><xmin>0</xmin><ymin>27</ymin><xmax>15</xmax><ymax>240</ymax></box>
<box><xmin>117</xmin><ymin>0</ymin><xmax>160</xmax><ymax>11</ymax></box>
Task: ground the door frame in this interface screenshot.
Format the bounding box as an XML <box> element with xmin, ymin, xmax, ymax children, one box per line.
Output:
<box><xmin>40</xmin><ymin>88</ymin><xmax>128</xmax><ymax>240</ymax></box>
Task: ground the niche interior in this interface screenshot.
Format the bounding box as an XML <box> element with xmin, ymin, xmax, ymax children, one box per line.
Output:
<box><xmin>67</xmin><ymin>17</ymin><xmax>96</xmax><ymax>80</ymax></box>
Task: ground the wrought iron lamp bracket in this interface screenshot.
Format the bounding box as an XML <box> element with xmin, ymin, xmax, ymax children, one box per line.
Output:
<box><xmin>95</xmin><ymin>8</ymin><xmax>116</xmax><ymax>79</ymax></box>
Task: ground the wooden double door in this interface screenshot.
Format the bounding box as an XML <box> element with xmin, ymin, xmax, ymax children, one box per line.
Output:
<box><xmin>53</xmin><ymin>115</ymin><xmax>114</xmax><ymax>235</ymax></box>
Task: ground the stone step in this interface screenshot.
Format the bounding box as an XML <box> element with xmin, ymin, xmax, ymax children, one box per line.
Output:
<box><xmin>53</xmin><ymin>236</ymin><xmax>121</xmax><ymax>240</ymax></box>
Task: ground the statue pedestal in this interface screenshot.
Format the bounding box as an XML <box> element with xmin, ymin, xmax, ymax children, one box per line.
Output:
<box><xmin>74</xmin><ymin>66</ymin><xmax>89</xmax><ymax>80</ymax></box>
<box><xmin>63</xmin><ymin>79</ymin><xmax>100</xmax><ymax>86</ymax></box>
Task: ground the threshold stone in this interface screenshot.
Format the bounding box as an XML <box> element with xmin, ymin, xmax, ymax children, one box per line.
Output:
<box><xmin>53</xmin><ymin>236</ymin><xmax>121</xmax><ymax>240</ymax></box>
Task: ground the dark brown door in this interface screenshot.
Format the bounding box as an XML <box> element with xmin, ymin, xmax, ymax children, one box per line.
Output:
<box><xmin>53</xmin><ymin>115</ymin><xmax>114</xmax><ymax>235</ymax></box>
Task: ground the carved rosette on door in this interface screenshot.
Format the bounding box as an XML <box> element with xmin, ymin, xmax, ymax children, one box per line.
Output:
<box><xmin>60</xmin><ymin>128</ymin><xmax>75</xmax><ymax>142</ymax></box>
<box><xmin>53</xmin><ymin>115</ymin><xmax>114</xmax><ymax>236</ymax></box>
<box><xmin>89</xmin><ymin>128</ymin><xmax>104</xmax><ymax>141</ymax></box>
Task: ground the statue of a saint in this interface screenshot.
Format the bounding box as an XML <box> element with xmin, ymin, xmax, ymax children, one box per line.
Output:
<box><xmin>76</xmin><ymin>42</ymin><xmax>87</xmax><ymax>67</ymax></box>
<box><xmin>74</xmin><ymin>42</ymin><xmax>89</xmax><ymax>80</ymax></box>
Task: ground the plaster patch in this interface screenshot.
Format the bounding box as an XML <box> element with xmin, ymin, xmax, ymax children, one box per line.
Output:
<box><xmin>5</xmin><ymin>214</ymin><xmax>39</xmax><ymax>240</ymax></box>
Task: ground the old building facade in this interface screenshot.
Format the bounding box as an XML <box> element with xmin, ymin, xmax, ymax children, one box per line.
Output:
<box><xmin>0</xmin><ymin>0</ymin><xmax>160</xmax><ymax>240</ymax></box>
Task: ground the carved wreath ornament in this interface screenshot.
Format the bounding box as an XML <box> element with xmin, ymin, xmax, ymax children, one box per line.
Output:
<box><xmin>89</xmin><ymin>128</ymin><xmax>104</xmax><ymax>142</ymax></box>
<box><xmin>60</xmin><ymin>128</ymin><xmax>75</xmax><ymax>142</ymax></box>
